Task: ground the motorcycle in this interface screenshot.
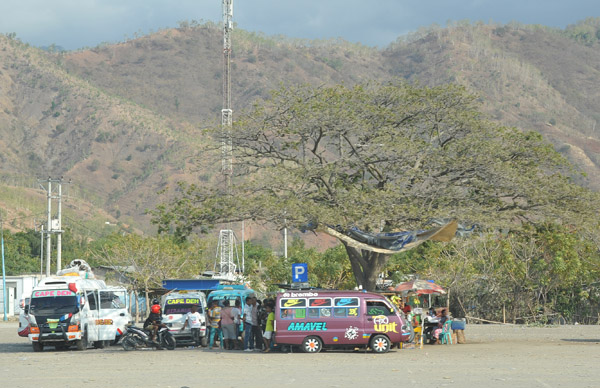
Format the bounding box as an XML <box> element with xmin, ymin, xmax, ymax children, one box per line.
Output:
<box><xmin>120</xmin><ymin>324</ymin><xmax>176</xmax><ymax>351</ymax></box>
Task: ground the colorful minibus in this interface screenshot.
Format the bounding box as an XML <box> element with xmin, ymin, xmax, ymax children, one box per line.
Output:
<box><xmin>161</xmin><ymin>291</ymin><xmax>208</xmax><ymax>346</ymax></box>
<box><xmin>207</xmin><ymin>285</ymin><xmax>256</xmax><ymax>331</ymax></box>
<box><xmin>274</xmin><ymin>290</ymin><xmax>412</xmax><ymax>353</ymax></box>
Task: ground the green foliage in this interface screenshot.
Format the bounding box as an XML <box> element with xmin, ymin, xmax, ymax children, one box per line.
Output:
<box><xmin>90</xmin><ymin>233</ymin><xmax>207</xmax><ymax>291</ymax></box>
<box><xmin>1</xmin><ymin>230</ymin><xmax>40</xmax><ymax>275</ymax></box>
<box><xmin>241</xmin><ymin>239</ymin><xmax>355</xmax><ymax>292</ymax></box>
<box><xmin>87</xmin><ymin>159</ymin><xmax>100</xmax><ymax>172</ymax></box>
<box><xmin>564</xmin><ymin>18</ymin><xmax>600</xmax><ymax>45</ymax></box>
<box><xmin>388</xmin><ymin>223</ymin><xmax>600</xmax><ymax>323</ymax></box>
<box><xmin>152</xmin><ymin>80</ymin><xmax>598</xmax><ymax>290</ymax></box>
<box><xmin>0</xmin><ymin>228</ymin><xmax>91</xmax><ymax>275</ymax></box>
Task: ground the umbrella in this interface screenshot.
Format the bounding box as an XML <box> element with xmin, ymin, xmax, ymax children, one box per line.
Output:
<box><xmin>388</xmin><ymin>279</ymin><xmax>446</xmax><ymax>295</ymax></box>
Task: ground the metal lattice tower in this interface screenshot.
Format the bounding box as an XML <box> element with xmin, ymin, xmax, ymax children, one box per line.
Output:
<box><xmin>215</xmin><ymin>0</ymin><xmax>242</xmax><ymax>280</ymax></box>
<box><xmin>221</xmin><ymin>0</ymin><xmax>233</xmax><ymax>180</ymax></box>
<box><xmin>216</xmin><ymin>229</ymin><xmax>237</xmax><ymax>274</ymax></box>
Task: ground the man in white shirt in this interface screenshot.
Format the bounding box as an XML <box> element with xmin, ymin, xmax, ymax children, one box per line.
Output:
<box><xmin>181</xmin><ymin>304</ymin><xmax>202</xmax><ymax>347</ymax></box>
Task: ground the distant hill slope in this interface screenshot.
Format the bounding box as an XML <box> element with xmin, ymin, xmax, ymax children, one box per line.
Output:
<box><xmin>1</xmin><ymin>20</ymin><xmax>599</xmax><ymax>237</ymax></box>
<box><xmin>383</xmin><ymin>22</ymin><xmax>600</xmax><ymax>188</ymax></box>
<box><xmin>0</xmin><ymin>34</ymin><xmax>206</xmax><ymax>231</ymax></box>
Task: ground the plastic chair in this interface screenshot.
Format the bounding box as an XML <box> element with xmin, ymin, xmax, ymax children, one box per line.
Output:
<box><xmin>440</xmin><ymin>320</ymin><xmax>453</xmax><ymax>344</ymax></box>
<box><xmin>413</xmin><ymin>326</ymin><xmax>423</xmax><ymax>349</ymax></box>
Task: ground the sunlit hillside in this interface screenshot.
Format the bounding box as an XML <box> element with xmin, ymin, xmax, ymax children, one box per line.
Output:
<box><xmin>1</xmin><ymin>19</ymin><xmax>599</xmax><ymax>240</ymax></box>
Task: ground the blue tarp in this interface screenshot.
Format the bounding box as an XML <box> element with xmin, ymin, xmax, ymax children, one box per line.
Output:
<box><xmin>162</xmin><ymin>279</ymin><xmax>221</xmax><ymax>291</ymax></box>
<box><xmin>346</xmin><ymin>227</ymin><xmax>421</xmax><ymax>251</ymax></box>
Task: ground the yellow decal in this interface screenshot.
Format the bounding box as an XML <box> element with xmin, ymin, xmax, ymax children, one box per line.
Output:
<box><xmin>95</xmin><ymin>319</ymin><xmax>114</xmax><ymax>325</ymax></box>
<box><xmin>166</xmin><ymin>298</ymin><xmax>200</xmax><ymax>305</ymax></box>
<box><xmin>372</xmin><ymin>315</ymin><xmax>398</xmax><ymax>333</ymax></box>
<box><xmin>284</xmin><ymin>299</ymin><xmax>302</xmax><ymax>307</ymax></box>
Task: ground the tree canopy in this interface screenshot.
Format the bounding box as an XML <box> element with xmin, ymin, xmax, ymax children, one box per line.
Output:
<box><xmin>152</xmin><ymin>80</ymin><xmax>598</xmax><ymax>290</ymax></box>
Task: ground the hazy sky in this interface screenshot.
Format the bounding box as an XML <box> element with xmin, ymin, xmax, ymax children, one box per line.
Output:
<box><xmin>1</xmin><ymin>0</ymin><xmax>597</xmax><ymax>50</ymax></box>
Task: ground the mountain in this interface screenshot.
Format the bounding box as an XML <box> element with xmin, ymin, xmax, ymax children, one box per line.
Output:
<box><xmin>1</xmin><ymin>19</ymin><xmax>599</xmax><ymax>238</ymax></box>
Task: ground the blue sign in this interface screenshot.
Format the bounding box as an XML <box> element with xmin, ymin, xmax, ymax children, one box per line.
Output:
<box><xmin>292</xmin><ymin>263</ymin><xmax>308</xmax><ymax>283</ymax></box>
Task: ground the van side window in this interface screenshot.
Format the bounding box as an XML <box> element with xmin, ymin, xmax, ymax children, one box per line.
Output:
<box><xmin>281</xmin><ymin>308</ymin><xmax>306</xmax><ymax>319</ymax></box>
<box><xmin>100</xmin><ymin>291</ymin><xmax>126</xmax><ymax>309</ymax></box>
<box><xmin>366</xmin><ymin>301</ymin><xmax>393</xmax><ymax>316</ymax></box>
<box><xmin>86</xmin><ymin>291</ymin><xmax>98</xmax><ymax>310</ymax></box>
<box><xmin>333</xmin><ymin>307</ymin><xmax>360</xmax><ymax>317</ymax></box>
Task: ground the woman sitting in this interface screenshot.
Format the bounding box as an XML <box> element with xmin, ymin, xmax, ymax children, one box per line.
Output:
<box><xmin>432</xmin><ymin>309</ymin><xmax>450</xmax><ymax>344</ymax></box>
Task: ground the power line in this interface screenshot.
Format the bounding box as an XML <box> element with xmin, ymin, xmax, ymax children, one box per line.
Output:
<box><xmin>0</xmin><ymin>212</ymin><xmax>46</xmax><ymax>226</ymax></box>
<box><xmin>63</xmin><ymin>215</ymin><xmax>104</xmax><ymax>238</ymax></box>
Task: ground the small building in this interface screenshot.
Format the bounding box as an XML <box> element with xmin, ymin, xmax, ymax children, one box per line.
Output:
<box><xmin>0</xmin><ymin>275</ymin><xmax>41</xmax><ymax>317</ymax></box>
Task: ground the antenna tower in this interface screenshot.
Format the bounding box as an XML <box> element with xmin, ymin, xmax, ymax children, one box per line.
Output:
<box><xmin>215</xmin><ymin>0</ymin><xmax>243</xmax><ymax>280</ymax></box>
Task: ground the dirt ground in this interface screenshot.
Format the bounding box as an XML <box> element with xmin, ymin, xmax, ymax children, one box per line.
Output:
<box><xmin>1</xmin><ymin>321</ymin><xmax>599</xmax><ymax>388</ymax></box>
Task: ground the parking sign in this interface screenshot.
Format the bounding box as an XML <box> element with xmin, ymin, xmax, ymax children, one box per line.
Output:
<box><xmin>292</xmin><ymin>263</ymin><xmax>308</xmax><ymax>283</ymax></box>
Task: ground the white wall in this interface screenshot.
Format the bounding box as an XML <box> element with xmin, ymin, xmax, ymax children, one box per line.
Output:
<box><xmin>0</xmin><ymin>276</ymin><xmax>39</xmax><ymax>317</ymax></box>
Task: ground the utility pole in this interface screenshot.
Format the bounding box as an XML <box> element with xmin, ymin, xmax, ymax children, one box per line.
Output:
<box><xmin>1</xmin><ymin>217</ymin><xmax>7</xmax><ymax>321</ymax></box>
<box><xmin>34</xmin><ymin>219</ymin><xmax>43</xmax><ymax>276</ymax></box>
<box><xmin>38</xmin><ymin>177</ymin><xmax>67</xmax><ymax>276</ymax></box>
<box><xmin>56</xmin><ymin>182</ymin><xmax>62</xmax><ymax>271</ymax></box>
<box><xmin>45</xmin><ymin>179</ymin><xmax>52</xmax><ymax>276</ymax></box>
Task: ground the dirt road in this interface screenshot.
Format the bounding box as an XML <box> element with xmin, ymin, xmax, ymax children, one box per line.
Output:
<box><xmin>1</xmin><ymin>322</ymin><xmax>599</xmax><ymax>388</ymax></box>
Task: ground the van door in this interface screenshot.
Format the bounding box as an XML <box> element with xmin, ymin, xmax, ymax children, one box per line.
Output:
<box><xmin>330</xmin><ymin>296</ymin><xmax>363</xmax><ymax>345</ymax></box>
<box><xmin>98</xmin><ymin>289</ymin><xmax>129</xmax><ymax>341</ymax></box>
<box><xmin>364</xmin><ymin>299</ymin><xmax>400</xmax><ymax>340</ymax></box>
<box><xmin>84</xmin><ymin>290</ymin><xmax>99</xmax><ymax>342</ymax></box>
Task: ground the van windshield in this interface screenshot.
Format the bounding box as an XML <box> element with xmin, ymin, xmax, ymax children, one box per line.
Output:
<box><xmin>30</xmin><ymin>295</ymin><xmax>78</xmax><ymax>315</ymax></box>
<box><xmin>164</xmin><ymin>303</ymin><xmax>203</xmax><ymax>315</ymax></box>
<box><xmin>208</xmin><ymin>294</ymin><xmax>242</xmax><ymax>307</ymax></box>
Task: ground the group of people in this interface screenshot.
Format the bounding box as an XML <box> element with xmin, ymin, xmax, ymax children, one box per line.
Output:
<box><xmin>143</xmin><ymin>296</ymin><xmax>275</xmax><ymax>351</ymax></box>
<box><xmin>193</xmin><ymin>296</ymin><xmax>275</xmax><ymax>352</ymax></box>
<box><xmin>425</xmin><ymin>306</ymin><xmax>451</xmax><ymax>344</ymax></box>
<box><xmin>390</xmin><ymin>295</ymin><xmax>452</xmax><ymax>345</ymax></box>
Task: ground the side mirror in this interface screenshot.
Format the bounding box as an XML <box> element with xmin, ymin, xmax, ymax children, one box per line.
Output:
<box><xmin>24</xmin><ymin>305</ymin><xmax>29</xmax><ymax>314</ymax></box>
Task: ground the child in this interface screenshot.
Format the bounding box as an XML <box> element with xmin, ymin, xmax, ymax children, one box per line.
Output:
<box><xmin>181</xmin><ymin>304</ymin><xmax>202</xmax><ymax>347</ymax></box>
<box><xmin>262</xmin><ymin>304</ymin><xmax>274</xmax><ymax>352</ymax></box>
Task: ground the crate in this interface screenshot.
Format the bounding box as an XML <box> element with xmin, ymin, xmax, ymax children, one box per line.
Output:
<box><xmin>451</xmin><ymin>318</ymin><xmax>466</xmax><ymax>330</ymax></box>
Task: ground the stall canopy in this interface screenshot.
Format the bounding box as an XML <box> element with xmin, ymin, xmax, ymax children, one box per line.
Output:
<box><xmin>389</xmin><ymin>279</ymin><xmax>446</xmax><ymax>295</ymax></box>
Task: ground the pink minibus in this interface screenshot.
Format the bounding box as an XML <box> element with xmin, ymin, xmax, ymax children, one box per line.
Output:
<box><xmin>274</xmin><ymin>290</ymin><xmax>412</xmax><ymax>353</ymax></box>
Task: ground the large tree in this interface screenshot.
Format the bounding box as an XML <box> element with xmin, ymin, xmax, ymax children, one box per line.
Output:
<box><xmin>152</xmin><ymin>81</ymin><xmax>597</xmax><ymax>290</ymax></box>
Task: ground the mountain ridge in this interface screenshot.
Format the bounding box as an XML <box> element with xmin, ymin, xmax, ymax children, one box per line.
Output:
<box><xmin>1</xmin><ymin>19</ymin><xmax>598</xmax><ymax>239</ymax></box>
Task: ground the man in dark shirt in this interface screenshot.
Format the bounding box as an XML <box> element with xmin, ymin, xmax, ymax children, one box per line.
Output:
<box><xmin>144</xmin><ymin>304</ymin><xmax>163</xmax><ymax>342</ymax></box>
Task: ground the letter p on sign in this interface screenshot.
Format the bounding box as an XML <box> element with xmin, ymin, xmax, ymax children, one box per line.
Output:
<box><xmin>292</xmin><ymin>263</ymin><xmax>308</xmax><ymax>283</ymax></box>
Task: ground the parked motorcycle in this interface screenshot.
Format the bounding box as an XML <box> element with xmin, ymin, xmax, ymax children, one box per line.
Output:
<box><xmin>120</xmin><ymin>325</ymin><xmax>176</xmax><ymax>351</ymax></box>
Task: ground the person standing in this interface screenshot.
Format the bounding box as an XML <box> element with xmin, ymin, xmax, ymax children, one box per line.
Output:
<box><xmin>242</xmin><ymin>296</ymin><xmax>255</xmax><ymax>351</ymax></box>
<box><xmin>207</xmin><ymin>300</ymin><xmax>222</xmax><ymax>349</ymax></box>
<box><xmin>251</xmin><ymin>297</ymin><xmax>264</xmax><ymax>351</ymax></box>
<box><xmin>220</xmin><ymin>300</ymin><xmax>235</xmax><ymax>350</ymax></box>
<box><xmin>262</xmin><ymin>304</ymin><xmax>274</xmax><ymax>353</ymax></box>
<box><xmin>181</xmin><ymin>304</ymin><xmax>202</xmax><ymax>347</ymax></box>
<box><xmin>231</xmin><ymin>299</ymin><xmax>242</xmax><ymax>350</ymax></box>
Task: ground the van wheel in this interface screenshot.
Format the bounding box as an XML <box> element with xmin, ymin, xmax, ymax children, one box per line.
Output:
<box><xmin>200</xmin><ymin>336</ymin><xmax>208</xmax><ymax>347</ymax></box>
<box><xmin>93</xmin><ymin>340</ymin><xmax>106</xmax><ymax>349</ymax></box>
<box><xmin>301</xmin><ymin>336</ymin><xmax>322</xmax><ymax>353</ymax></box>
<box><xmin>76</xmin><ymin>331</ymin><xmax>88</xmax><ymax>351</ymax></box>
<box><xmin>32</xmin><ymin>342</ymin><xmax>44</xmax><ymax>352</ymax></box>
<box><xmin>370</xmin><ymin>334</ymin><xmax>391</xmax><ymax>353</ymax></box>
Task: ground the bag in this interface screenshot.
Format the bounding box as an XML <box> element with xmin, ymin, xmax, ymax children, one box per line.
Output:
<box><xmin>456</xmin><ymin>329</ymin><xmax>466</xmax><ymax>344</ymax></box>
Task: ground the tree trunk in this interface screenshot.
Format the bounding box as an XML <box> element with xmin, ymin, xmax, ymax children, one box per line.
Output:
<box><xmin>134</xmin><ymin>289</ymin><xmax>140</xmax><ymax>323</ymax></box>
<box><xmin>144</xmin><ymin>288</ymin><xmax>150</xmax><ymax>320</ymax></box>
<box><xmin>343</xmin><ymin>242</ymin><xmax>389</xmax><ymax>291</ymax></box>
